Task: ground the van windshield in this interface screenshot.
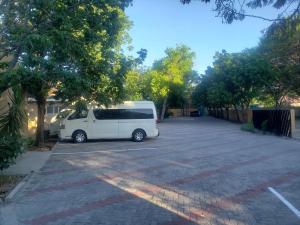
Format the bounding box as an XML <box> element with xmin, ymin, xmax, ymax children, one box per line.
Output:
<box><xmin>93</xmin><ymin>108</ymin><xmax>154</xmax><ymax>120</ymax></box>
<box><xmin>68</xmin><ymin>110</ymin><xmax>88</xmax><ymax>120</ymax></box>
<box><xmin>57</xmin><ymin>110</ymin><xmax>72</xmax><ymax>119</ymax></box>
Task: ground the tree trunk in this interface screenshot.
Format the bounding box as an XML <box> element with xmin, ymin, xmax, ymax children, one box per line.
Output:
<box><xmin>160</xmin><ymin>97</ymin><xmax>168</xmax><ymax>121</ymax></box>
<box><xmin>274</xmin><ymin>92</ymin><xmax>281</xmax><ymax>109</ymax></box>
<box><xmin>35</xmin><ymin>98</ymin><xmax>46</xmax><ymax>147</ymax></box>
<box><xmin>275</xmin><ymin>99</ymin><xmax>279</xmax><ymax>109</ymax></box>
<box><xmin>234</xmin><ymin>105</ymin><xmax>240</xmax><ymax>123</ymax></box>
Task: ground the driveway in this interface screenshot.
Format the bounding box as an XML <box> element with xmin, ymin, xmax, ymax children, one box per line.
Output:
<box><xmin>1</xmin><ymin>117</ymin><xmax>300</xmax><ymax>225</ymax></box>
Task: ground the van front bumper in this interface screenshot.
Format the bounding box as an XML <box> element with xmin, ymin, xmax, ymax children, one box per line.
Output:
<box><xmin>59</xmin><ymin>130</ymin><xmax>72</xmax><ymax>140</ymax></box>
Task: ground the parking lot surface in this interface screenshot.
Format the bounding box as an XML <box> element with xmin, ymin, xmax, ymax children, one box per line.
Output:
<box><xmin>1</xmin><ymin>117</ymin><xmax>300</xmax><ymax>225</ymax></box>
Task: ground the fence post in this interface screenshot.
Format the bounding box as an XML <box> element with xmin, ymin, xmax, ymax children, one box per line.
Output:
<box><xmin>290</xmin><ymin>109</ymin><xmax>296</xmax><ymax>137</ymax></box>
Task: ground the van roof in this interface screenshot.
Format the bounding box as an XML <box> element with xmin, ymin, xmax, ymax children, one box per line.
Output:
<box><xmin>109</xmin><ymin>101</ymin><xmax>155</xmax><ymax>109</ymax></box>
<box><xmin>123</xmin><ymin>101</ymin><xmax>154</xmax><ymax>104</ymax></box>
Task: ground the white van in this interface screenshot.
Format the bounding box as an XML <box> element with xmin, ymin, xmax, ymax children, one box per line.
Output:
<box><xmin>59</xmin><ymin>101</ymin><xmax>159</xmax><ymax>143</ymax></box>
<box><xmin>49</xmin><ymin>109</ymin><xmax>72</xmax><ymax>136</ymax></box>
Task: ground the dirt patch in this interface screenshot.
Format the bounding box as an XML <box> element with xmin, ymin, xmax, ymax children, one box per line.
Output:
<box><xmin>0</xmin><ymin>175</ymin><xmax>25</xmax><ymax>201</ymax></box>
<box><xmin>27</xmin><ymin>138</ymin><xmax>57</xmax><ymax>151</ymax></box>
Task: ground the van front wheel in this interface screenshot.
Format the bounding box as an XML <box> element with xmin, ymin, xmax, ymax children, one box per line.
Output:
<box><xmin>73</xmin><ymin>130</ymin><xmax>87</xmax><ymax>143</ymax></box>
<box><xmin>132</xmin><ymin>129</ymin><xmax>146</xmax><ymax>142</ymax></box>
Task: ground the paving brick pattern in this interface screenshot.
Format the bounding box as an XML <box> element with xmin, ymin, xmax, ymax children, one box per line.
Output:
<box><xmin>1</xmin><ymin>117</ymin><xmax>300</xmax><ymax>225</ymax></box>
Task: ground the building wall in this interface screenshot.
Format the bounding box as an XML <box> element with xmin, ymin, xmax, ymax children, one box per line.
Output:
<box><xmin>27</xmin><ymin>101</ymin><xmax>66</xmax><ymax>136</ymax></box>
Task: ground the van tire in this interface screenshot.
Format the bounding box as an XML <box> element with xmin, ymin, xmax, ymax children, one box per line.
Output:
<box><xmin>72</xmin><ymin>130</ymin><xmax>87</xmax><ymax>143</ymax></box>
<box><xmin>132</xmin><ymin>129</ymin><xmax>146</xmax><ymax>142</ymax></box>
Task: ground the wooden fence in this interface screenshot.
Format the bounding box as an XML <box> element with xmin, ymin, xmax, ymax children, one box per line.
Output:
<box><xmin>168</xmin><ymin>108</ymin><xmax>197</xmax><ymax>117</ymax></box>
<box><xmin>208</xmin><ymin>108</ymin><xmax>252</xmax><ymax>123</ymax></box>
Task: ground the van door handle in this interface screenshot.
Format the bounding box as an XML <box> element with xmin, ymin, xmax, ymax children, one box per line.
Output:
<box><xmin>83</xmin><ymin>120</ymin><xmax>88</xmax><ymax>122</ymax></box>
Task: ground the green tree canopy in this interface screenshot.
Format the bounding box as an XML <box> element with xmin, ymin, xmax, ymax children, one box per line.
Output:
<box><xmin>193</xmin><ymin>15</ymin><xmax>300</xmax><ymax>113</ymax></box>
<box><xmin>192</xmin><ymin>49</ymin><xmax>273</xmax><ymax>121</ymax></box>
<box><xmin>258</xmin><ymin>16</ymin><xmax>300</xmax><ymax>106</ymax></box>
<box><xmin>0</xmin><ymin>0</ymin><xmax>133</xmax><ymax>146</ymax></box>
<box><xmin>124</xmin><ymin>45</ymin><xmax>197</xmax><ymax>119</ymax></box>
<box><xmin>149</xmin><ymin>45</ymin><xmax>195</xmax><ymax>120</ymax></box>
<box><xmin>124</xmin><ymin>69</ymin><xmax>146</xmax><ymax>101</ymax></box>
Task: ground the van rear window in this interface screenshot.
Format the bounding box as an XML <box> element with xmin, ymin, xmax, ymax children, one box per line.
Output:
<box><xmin>93</xmin><ymin>108</ymin><xmax>154</xmax><ymax>120</ymax></box>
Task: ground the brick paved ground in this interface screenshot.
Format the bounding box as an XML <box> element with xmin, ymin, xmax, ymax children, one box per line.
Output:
<box><xmin>1</xmin><ymin>117</ymin><xmax>300</xmax><ymax>225</ymax></box>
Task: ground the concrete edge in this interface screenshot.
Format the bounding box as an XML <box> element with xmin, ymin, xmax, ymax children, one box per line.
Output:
<box><xmin>1</xmin><ymin>145</ymin><xmax>54</xmax><ymax>203</ymax></box>
<box><xmin>2</xmin><ymin>172</ymin><xmax>36</xmax><ymax>203</ymax></box>
<box><xmin>50</xmin><ymin>141</ymin><xmax>61</xmax><ymax>153</ymax></box>
<box><xmin>6</xmin><ymin>180</ymin><xmax>26</xmax><ymax>200</ymax></box>
<box><xmin>5</xmin><ymin>173</ymin><xmax>35</xmax><ymax>202</ymax></box>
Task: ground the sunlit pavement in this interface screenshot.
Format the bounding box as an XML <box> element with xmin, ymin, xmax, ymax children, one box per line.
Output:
<box><xmin>1</xmin><ymin>117</ymin><xmax>300</xmax><ymax>225</ymax></box>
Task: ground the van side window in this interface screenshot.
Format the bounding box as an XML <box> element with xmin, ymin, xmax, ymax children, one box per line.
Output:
<box><xmin>93</xmin><ymin>108</ymin><xmax>153</xmax><ymax>120</ymax></box>
<box><xmin>68</xmin><ymin>110</ymin><xmax>88</xmax><ymax>120</ymax></box>
<box><xmin>93</xmin><ymin>109</ymin><xmax>119</xmax><ymax>120</ymax></box>
<box><xmin>121</xmin><ymin>109</ymin><xmax>154</xmax><ymax>119</ymax></box>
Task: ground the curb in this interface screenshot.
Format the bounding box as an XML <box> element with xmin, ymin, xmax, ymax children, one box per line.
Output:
<box><xmin>3</xmin><ymin>174</ymin><xmax>32</xmax><ymax>202</ymax></box>
<box><xmin>6</xmin><ymin>180</ymin><xmax>26</xmax><ymax>200</ymax></box>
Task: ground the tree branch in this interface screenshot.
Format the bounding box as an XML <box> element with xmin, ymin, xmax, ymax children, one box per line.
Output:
<box><xmin>219</xmin><ymin>1</ymin><xmax>286</xmax><ymax>22</ymax></box>
<box><xmin>183</xmin><ymin>0</ymin><xmax>300</xmax><ymax>22</ymax></box>
<box><xmin>235</xmin><ymin>11</ymin><xmax>285</xmax><ymax>21</ymax></box>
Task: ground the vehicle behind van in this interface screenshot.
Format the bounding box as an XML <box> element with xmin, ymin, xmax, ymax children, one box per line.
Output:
<box><xmin>59</xmin><ymin>101</ymin><xmax>159</xmax><ymax>143</ymax></box>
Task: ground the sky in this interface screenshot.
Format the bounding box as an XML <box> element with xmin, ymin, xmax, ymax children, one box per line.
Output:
<box><xmin>125</xmin><ymin>0</ymin><xmax>280</xmax><ymax>74</ymax></box>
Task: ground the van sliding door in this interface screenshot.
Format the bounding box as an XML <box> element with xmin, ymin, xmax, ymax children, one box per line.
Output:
<box><xmin>90</xmin><ymin>109</ymin><xmax>118</xmax><ymax>139</ymax></box>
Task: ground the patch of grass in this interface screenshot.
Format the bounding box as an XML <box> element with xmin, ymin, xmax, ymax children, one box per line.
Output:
<box><xmin>0</xmin><ymin>175</ymin><xmax>25</xmax><ymax>201</ymax></box>
<box><xmin>241</xmin><ymin>122</ymin><xmax>256</xmax><ymax>133</ymax></box>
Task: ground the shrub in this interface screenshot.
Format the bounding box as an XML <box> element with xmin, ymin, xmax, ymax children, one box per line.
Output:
<box><xmin>0</xmin><ymin>86</ymin><xmax>26</xmax><ymax>170</ymax></box>
<box><xmin>0</xmin><ymin>135</ymin><xmax>24</xmax><ymax>170</ymax></box>
<box><xmin>25</xmin><ymin>137</ymin><xmax>35</xmax><ymax>147</ymax></box>
<box><xmin>261</xmin><ymin>119</ymin><xmax>269</xmax><ymax>133</ymax></box>
<box><xmin>241</xmin><ymin>122</ymin><xmax>256</xmax><ymax>133</ymax></box>
<box><xmin>164</xmin><ymin>111</ymin><xmax>173</xmax><ymax>118</ymax></box>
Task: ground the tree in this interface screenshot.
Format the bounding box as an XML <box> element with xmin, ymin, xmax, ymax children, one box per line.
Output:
<box><xmin>217</xmin><ymin>50</ymin><xmax>272</xmax><ymax>108</ymax></box>
<box><xmin>192</xmin><ymin>75</ymin><xmax>210</xmax><ymax>108</ymax></box>
<box><xmin>180</xmin><ymin>0</ymin><xmax>300</xmax><ymax>23</ymax></box>
<box><xmin>0</xmin><ymin>0</ymin><xmax>132</xmax><ymax>147</ymax></box>
<box><xmin>123</xmin><ymin>49</ymin><xmax>148</xmax><ymax>101</ymax></box>
<box><xmin>192</xmin><ymin>49</ymin><xmax>272</xmax><ymax>121</ymax></box>
<box><xmin>258</xmin><ymin>16</ymin><xmax>300</xmax><ymax>107</ymax></box>
<box><xmin>168</xmin><ymin>70</ymin><xmax>200</xmax><ymax>109</ymax></box>
<box><xmin>124</xmin><ymin>69</ymin><xmax>145</xmax><ymax>100</ymax></box>
<box><xmin>192</xmin><ymin>66</ymin><xmax>234</xmax><ymax>118</ymax></box>
<box><xmin>149</xmin><ymin>45</ymin><xmax>195</xmax><ymax>120</ymax></box>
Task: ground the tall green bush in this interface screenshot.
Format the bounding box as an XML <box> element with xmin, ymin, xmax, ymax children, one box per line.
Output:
<box><xmin>0</xmin><ymin>135</ymin><xmax>24</xmax><ymax>170</ymax></box>
<box><xmin>0</xmin><ymin>86</ymin><xmax>26</xmax><ymax>170</ymax></box>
